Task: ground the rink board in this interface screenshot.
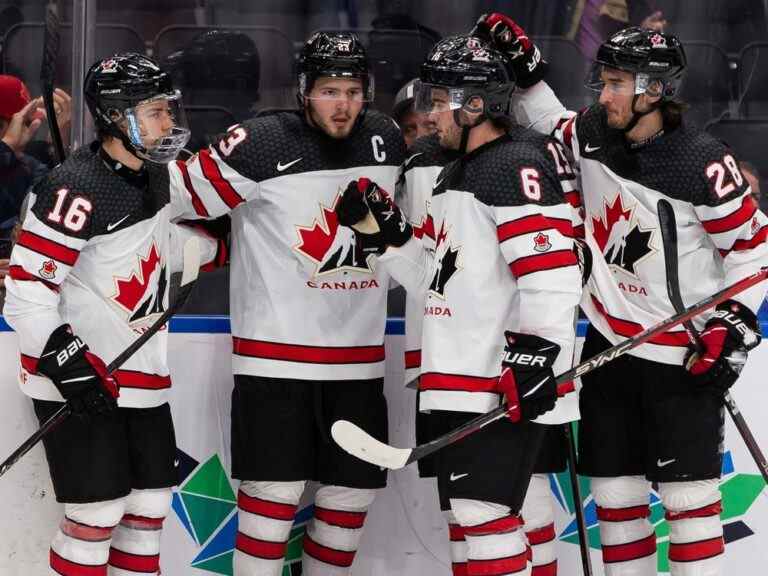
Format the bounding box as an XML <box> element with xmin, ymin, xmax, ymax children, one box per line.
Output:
<box><xmin>1</xmin><ymin>316</ymin><xmax>767</xmax><ymax>576</ymax></box>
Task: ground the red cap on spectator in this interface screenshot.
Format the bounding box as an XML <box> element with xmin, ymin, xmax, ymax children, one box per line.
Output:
<box><xmin>0</xmin><ymin>75</ymin><xmax>31</xmax><ymax>120</ymax></box>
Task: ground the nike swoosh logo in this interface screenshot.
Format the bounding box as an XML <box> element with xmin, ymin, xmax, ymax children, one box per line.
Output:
<box><xmin>584</xmin><ymin>144</ymin><xmax>601</xmax><ymax>153</ymax></box>
<box><xmin>107</xmin><ymin>214</ymin><xmax>130</xmax><ymax>231</ymax></box>
<box><xmin>522</xmin><ymin>376</ymin><xmax>549</xmax><ymax>398</ymax></box>
<box><xmin>657</xmin><ymin>458</ymin><xmax>676</xmax><ymax>468</ymax></box>
<box><xmin>276</xmin><ymin>157</ymin><xmax>303</xmax><ymax>172</ymax></box>
<box><xmin>405</xmin><ymin>152</ymin><xmax>423</xmax><ymax>165</ymax></box>
<box><xmin>449</xmin><ymin>472</ymin><xmax>469</xmax><ymax>481</ymax></box>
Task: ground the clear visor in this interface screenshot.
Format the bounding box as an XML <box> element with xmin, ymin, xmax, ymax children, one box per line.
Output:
<box><xmin>415</xmin><ymin>83</ymin><xmax>480</xmax><ymax>114</ymax></box>
<box><xmin>123</xmin><ymin>90</ymin><xmax>191</xmax><ymax>163</ymax></box>
<box><xmin>585</xmin><ymin>63</ymin><xmax>662</xmax><ymax>97</ymax></box>
<box><xmin>300</xmin><ymin>73</ymin><xmax>374</xmax><ymax>103</ymax></box>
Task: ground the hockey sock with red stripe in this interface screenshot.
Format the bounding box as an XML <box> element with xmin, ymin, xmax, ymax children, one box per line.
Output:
<box><xmin>522</xmin><ymin>474</ymin><xmax>557</xmax><ymax>575</ymax></box>
<box><xmin>234</xmin><ymin>480</ymin><xmax>304</xmax><ymax>576</ymax></box>
<box><xmin>107</xmin><ymin>488</ymin><xmax>171</xmax><ymax>576</ymax></box>
<box><xmin>660</xmin><ymin>480</ymin><xmax>724</xmax><ymax>576</ymax></box>
<box><xmin>302</xmin><ymin>485</ymin><xmax>376</xmax><ymax>575</ymax></box>
<box><xmin>592</xmin><ymin>476</ymin><xmax>657</xmax><ymax>576</ymax></box>
<box><xmin>451</xmin><ymin>498</ymin><xmax>529</xmax><ymax>575</ymax></box>
<box><xmin>444</xmin><ymin>510</ymin><xmax>468</xmax><ymax>576</ymax></box>
<box><xmin>50</xmin><ymin>499</ymin><xmax>125</xmax><ymax>576</ymax></box>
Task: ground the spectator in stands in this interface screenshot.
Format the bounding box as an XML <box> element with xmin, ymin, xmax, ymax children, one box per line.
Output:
<box><xmin>0</xmin><ymin>75</ymin><xmax>71</xmax><ymax>257</ymax></box>
<box><xmin>741</xmin><ymin>160</ymin><xmax>766</xmax><ymax>211</ymax></box>
<box><xmin>392</xmin><ymin>78</ymin><xmax>436</xmax><ymax>149</ymax></box>
<box><xmin>568</xmin><ymin>0</ymin><xmax>667</xmax><ymax>61</ymax></box>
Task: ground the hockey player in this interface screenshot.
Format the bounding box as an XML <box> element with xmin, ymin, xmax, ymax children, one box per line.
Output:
<box><xmin>3</xmin><ymin>53</ymin><xmax>222</xmax><ymax>576</ymax></box>
<box><xmin>167</xmin><ymin>32</ymin><xmax>406</xmax><ymax>575</ymax></box>
<box><xmin>335</xmin><ymin>34</ymin><xmax>582</xmax><ymax>575</ymax></box>
<box><xmin>477</xmin><ymin>13</ymin><xmax>768</xmax><ymax>575</ymax></box>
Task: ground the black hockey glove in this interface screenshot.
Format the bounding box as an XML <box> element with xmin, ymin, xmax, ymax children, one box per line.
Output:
<box><xmin>37</xmin><ymin>324</ymin><xmax>119</xmax><ymax>416</ymax></box>
<box><xmin>336</xmin><ymin>178</ymin><xmax>413</xmax><ymax>255</ymax></box>
<box><xmin>473</xmin><ymin>13</ymin><xmax>547</xmax><ymax>88</ymax></box>
<box><xmin>685</xmin><ymin>300</ymin><xmax>761</xmax><ymax>394</ymax></box>
<box><xmin>497</xmin><ymin>332</ymin><xmax>560</xmax><ymax>422</ymax></box>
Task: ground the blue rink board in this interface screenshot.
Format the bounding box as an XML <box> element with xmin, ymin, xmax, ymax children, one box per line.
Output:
<box><xmin>2</xmin><ymin>315</ymin><xmax>768</xmax><ymax>337</ymax></box>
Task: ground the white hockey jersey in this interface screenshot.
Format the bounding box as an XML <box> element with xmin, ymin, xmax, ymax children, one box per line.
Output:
<box><xmin>168</xmin><ymin>110</ymin><xmax>406</xmax><ymax>381</ymax></box>
<box><xmin>3</xmin><ymin>143</ymin><xmax>219</xmax><ymax>408</ymax></box>
<box><xmin>397</xmin><ymin>135</ymin><xmax>459</xmax><ymax>385</ymax></box>
<box><xmin>512</xmin><ymin>82</ymin><xmax>768</xmax><ymax>365</ymax></box>
<box><xmin>381</xmin><ymin>127</ymin><xmax>582</xmax><ymax>423</ymax></box>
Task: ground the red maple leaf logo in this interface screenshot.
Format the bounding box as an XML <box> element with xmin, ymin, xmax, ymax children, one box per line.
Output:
<box><xmin>113</xmin><ymin>244</ymin><xmax>161</xmax><ymax>312</ymax></box>
<box><xmin>436</xmin><ymin>220</ymin><xmax>449</xmax><ymax>248</ymax></box>
<box><xmin>413</xmin><ymin>214</ymin><xmax>435</xmax><ymax>240</ymax></box>
<box><xmin>295</xmin><ymin>195</ymin><xmax>341</xmax><ymax>263</ymax></box>
<box><xmin>591</xmin><ymin>194</ymin><xmax>633</xmax><ymax>253</ymax></box>
<box><xmin>533</xmin><ymin>232</ymin><xmax>551</xmax><ymax>252</ymax></box>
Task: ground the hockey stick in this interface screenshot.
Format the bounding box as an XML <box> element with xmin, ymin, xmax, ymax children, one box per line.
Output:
<box><xmin>332</xmin><ymin>265</ymin><xmax>768</xmax><ymax>469</ymax></box>
<box><xmin>0</xmin><ymin>238</ymin><xmax>201</xmax><ymax>479</ymax></box>
<box><xmin>565</xmin><ymin>421</ymin><xmax>593</xmax><ymax>576</ymax></box>
<box><xmin>657</xmin><ymin>199</ymin><xmax>768</xmax><ymax>483</ymax></box>
<box><xmin>41</xmin><ymin>0</ymin><xmax>66</xmax><ymax>164</ymax></box>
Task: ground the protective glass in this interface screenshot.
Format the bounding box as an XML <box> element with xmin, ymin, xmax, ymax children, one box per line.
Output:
<box><xmin>300</xmin><ymin>72</ymin><xmax>375</xmax><ymax>103</ymax></box>
<box><xmin>415</xmin><ymin>83</ymin><xmax>481</xmax><ymax>114</ymax></box>
<box><xmin>585</xmin><ymin>63</ymin><xmax>659</xmax><ymax>97</ymax></box>
<box><xmin>124</xmin><ymin>90</ymin><xmax>191</xmax><ymax>163</ymax></box>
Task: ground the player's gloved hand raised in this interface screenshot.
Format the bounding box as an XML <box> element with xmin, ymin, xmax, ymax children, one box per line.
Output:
<box><xmin>336</xmin><ymin>178</ymin><xmax>413</xmax><ymax>254</ymax></box>
<box><xmin>685</xmin><ymin>300</ymin><xmax>761</xmax><ymax>394</ymax></box>
<box><xmin>472</xmin><ymin>13</ymin><xmax>546</xmax><ymax>88</ymax></box>
<box><xmin>37</xmin><ymin>324</ymin><xmax>119</xmax><ymax>416</ymax></box>
<box><xmin>497</xmin><ymin>332</ymin><xmax>560</xmax><ymax>422</ymax></box>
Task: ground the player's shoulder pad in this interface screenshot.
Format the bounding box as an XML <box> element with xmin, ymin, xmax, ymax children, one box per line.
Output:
<box><xmin>403</xmin><ymin>134</ymin><xmax>460</xmax><ymax>172</ymax></box>
<box><xmin>672</xmin><ymin>125</ymin><xmax>746</xmax><ymax>206</ymax></box>
<box><xmin>465</xmin><ymin>129</ymin><xmax>564</xmax><ymax>208</ymax></box>
<box><xmin>574</xmin><ymin>104</ymin><xmax>607</xmax><ymax>156</ymax></box>
<box><xmin>355</xmin><ymin>110</ymin><xmax>407</xmax><ymax>166</ymax></box>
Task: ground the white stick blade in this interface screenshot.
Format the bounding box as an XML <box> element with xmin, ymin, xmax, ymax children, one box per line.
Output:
<box><xmin>331</xmin><ymin>420</ymin><xmax>411</xmax><ymax>470</ymax></box>
<box><xmin>180</xmin><ymin>237</ymin><xmax>201</xmax><ymax>286</ymax></box>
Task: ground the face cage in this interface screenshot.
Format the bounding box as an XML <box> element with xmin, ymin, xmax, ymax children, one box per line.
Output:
<box><xmin>298</xmin><ymin>71</ymin><xmax>375</xmax><ymax>103</ymax></box>
<box><xmin>122</xmin><ymin>90</ymin><xmax>191</xmax><ymax>163</ymax></box>
<box><xmin>585</xmin><ymin>62</ymin><xmax>684</xmax><ymax>100</ymax></box>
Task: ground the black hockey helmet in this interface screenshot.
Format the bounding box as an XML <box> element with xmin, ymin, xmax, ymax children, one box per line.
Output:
<box><xmin>586</xmin><ymin>27</ymin><xmax>687</xmax><ymax>100</ymax></box>
<box><xmin>416</xmin><ymin>34</ymin><xmax>515</xmax><ymax>119</ymax></box>
<box><xmin>84</xmin><ymin>52</ymin><xmax>190</xmax><ymax>163</ymax></box>
<box><xmin>296</xmin><ymin>32</ymin><xmax>373</xmax><ymax>104</ymax></box>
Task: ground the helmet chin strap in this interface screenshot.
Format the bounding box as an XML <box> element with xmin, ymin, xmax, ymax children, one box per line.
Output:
<box><xmin>623</xmin><ymin>92</ymin><xmax>661</xmax><ymax>134</ymax></box>
<box><xmin>453</xmin><ymin>108</ymin><xmax>486</xmax><ymax>154</ymax></box>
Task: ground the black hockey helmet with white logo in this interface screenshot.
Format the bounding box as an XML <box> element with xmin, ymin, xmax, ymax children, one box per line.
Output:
<box><xmin>296</xmin><ymin>32</ymin><xmax>373</xmax><ymax>103</ymax></box>
<box><xmin>417</xmin><ymin>33</ymin><xmax>516</xmax><ymax>119</ymax></box>
<box><xmin>84</xmin><ymin>52</ymin><xmax>190</xmax><ymax>163</ymax></box>
<box><xmin>587</xmin><ymin>27</ymin><xmax>687</xmax><ymax>100</ymax></box>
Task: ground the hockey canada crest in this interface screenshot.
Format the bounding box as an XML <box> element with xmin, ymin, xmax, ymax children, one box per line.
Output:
<box><xmin>112</xmin><ymin>243</ymin><xmax>167</xmax><ymax>323</ymax></box>
<box><xmin>428</xmin><ymin>221</ymin><xmax>461</xmax><ymax>299</ymax></box>
<box><xmin>590</xmin><ymin>192</ymin><xmax>654</xmax><ymax>277</ymax></box>
<box><xmin>294</xmin><ymin>191</ymin><xmax>375</xmax><ymax>276</ymax></box>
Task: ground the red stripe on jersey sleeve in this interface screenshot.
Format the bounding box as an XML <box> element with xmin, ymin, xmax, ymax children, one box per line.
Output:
<box><xmin>17</xmin><ymin>230</ymin><xmax>79</xmax><ymax>266</ymax></box>
<box><xmin>701</xmin><ymin>195</ymin><xmax>757</xmax><ymax>234</ymax></box>
<box><xmin>531</xmin><ymin>561</ymin><xmax>557</xmax><ymax>576</ymax></box>
<box><xmin>314</xmin><ymin>506</ymin><xmax>367</xmax><ymax>529</ymax></box>
<box><xmin>564</xmin><ymin>190</ymin><xmax>582</xmax><ymax>209</ymax></box>
<box><xmin>597</xmin><ymin>505</ymin><xmax>651</xmax><ymax>522</ymax></box>
<box><xmin>574</xmin><ymin>223</ymin><xmax>585</xmax><ymax>239</ymax></box>
<box><xmin>120</xmin><ymin>514</ymin><xmax>164</xmax><ymax>530</ymax></box>
<box><xmin>9</xmin><ymin>265</ymin><xmax>59</xmax><ymax>291</ymax></box>
<box><xmin>175</xmin><ymin>159</ymin><xmax>210</xmax><ymax>217</ymax></box>
<box><xmin>665</xmin><ymin>501</ymin><xmax>722</xmax><ymax>521</ymax></box>
<box><xmin>668</xmin><ymin>537</ymin><xmax>724</xmax><ymax>563</ymax></box>
<box><xmin>107</xmin><ymin>549</ymin><xmax>160</xmax><ymax>573</ymax></box>
<box><xmin>509</xmin><ymin>249</ymin><xmax>577</xmax><ymax>278</ymax></box>
<box><xmin>449</xmin><ymin>523</ymin><xmax>466</xmax><ymax>541</ymax></box>
<box><xmin>21</xmin><ymin>354</ymin><xmax>39</xmax><ymax>374</ymax></box>
<box><xmin>591</xmin><ymin>296</ymin><xmax>689</xmax><ymax>347</ymax></box>
<box><xmin>726</xmin><ymin>224</ymin><xmax>768</xmax><ymax>254</ymax></box>
<box><xmin>198</xmin><ymin>148</ymin><xmax>245</xmax><ymax>209</ymax></box>
<box><xmin>404</xmin><ymin>349</ymin><xmax>422</xmax><ymax>369</ymax></box>
<box><xmin>497</xmin><ymin>215</ymin><xmax>574</xmax><ymax>242</ymax></box>
<box><xmin>526</xmin><ymin>523</ymin><xmax>556</xmax><ymax>545</ymax></box>
<box><xmin>420</xmin><ymin>372</ymin><xmax>499</xmax><ymax>392</ymax></box>
<box><xmin>237</xmin><ymin>491</ymin><xmax>297</xmax><ymax>521</ymax></box>
<box><xmin>465</xmin><ymin>551</ymin><xmax>528</xmax><ymax>575</ymax></box>
<box><xmin>464</xmin><ymin>515</ymin><xmax>523</xmax><ymax>536</ymax></box>
<box><xmin>112</xmin><ymin>370</ymin><xmax>171</xmax><ymax>390</ymax></box>
<box><xmin>562</xmin><ymin>117</ymin><xmax>575</xmax><ymax>150</ymax></box>
<box><xmin>233</xmin><ymin>338</ymin><xmax>385</xmax><ymax>364</ymax></box>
